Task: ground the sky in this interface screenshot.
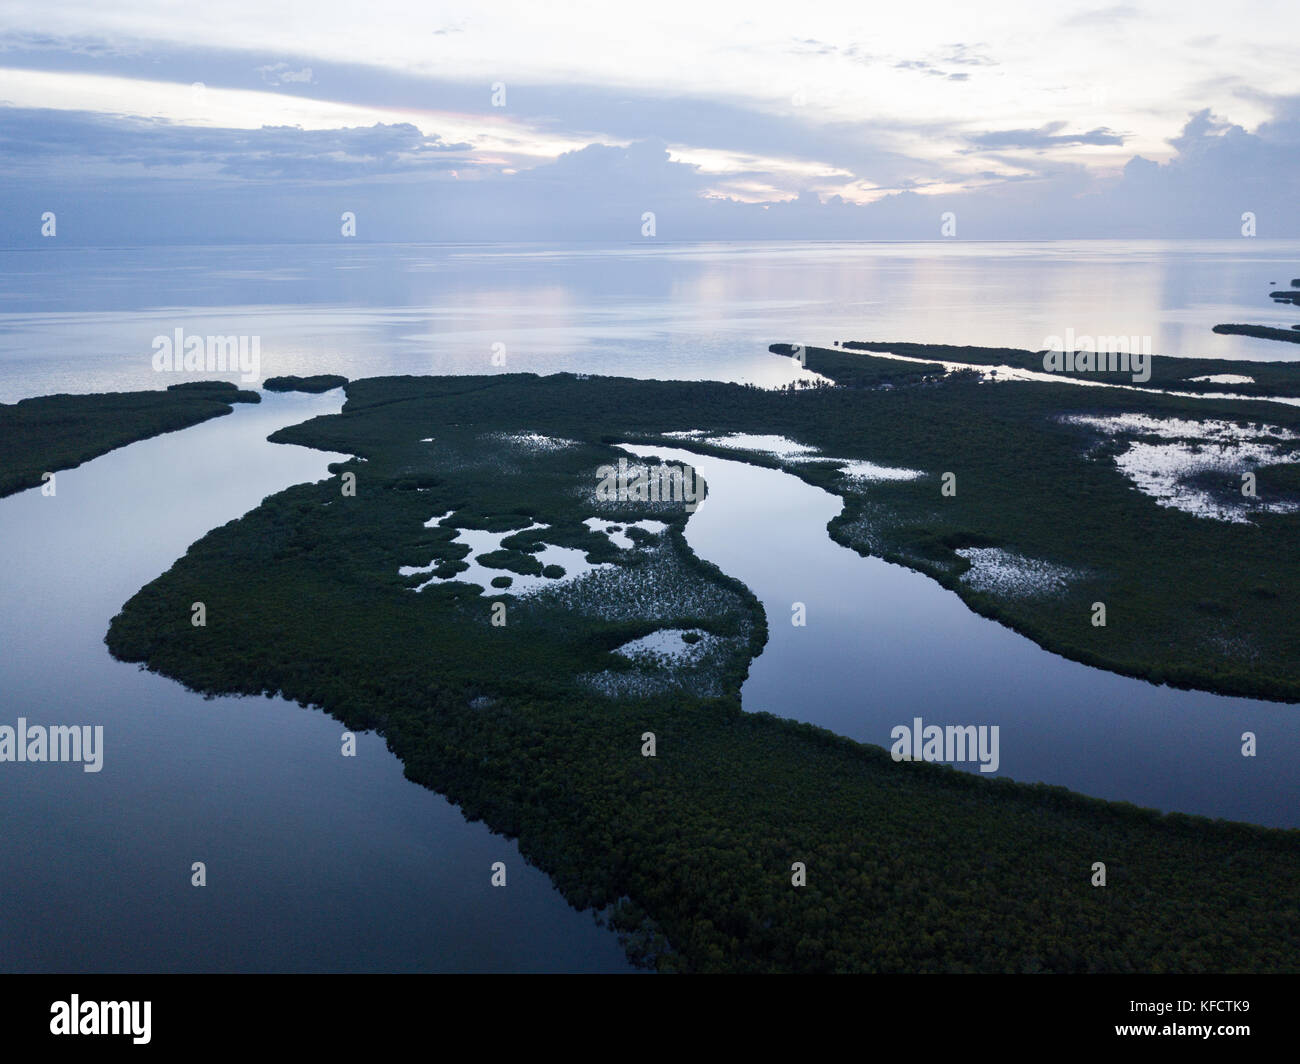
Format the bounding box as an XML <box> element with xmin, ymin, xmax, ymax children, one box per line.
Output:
<box><xmin>1</xmin><ymin>1</ymin><xmax>1298</xmax><ymax>243</ymax></box>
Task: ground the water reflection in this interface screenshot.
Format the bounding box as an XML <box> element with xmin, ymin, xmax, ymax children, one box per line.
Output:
<box><xmin>0</xmin><ymin>394</ymin><xmax>631</xmax><ymax>972</ymax></box>
<box><xmin>624</xmin><ymin>444</ymin><xmax>1300</xmax><ymax>829</ymax></box>
<box><xmin>2</xmin><ymin>240</ymin><xmax>1297</xmax><ymax>401</ymax></box>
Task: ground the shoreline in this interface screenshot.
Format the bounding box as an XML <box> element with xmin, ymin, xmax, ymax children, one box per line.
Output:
<box><xmin>0</xmin><ymin>381</ymin><xmax>259</xmax><ymax>498</ymax></box>
<box><xmin>92</xmin><ymin>363</ymin><xmax>1300</xmax><ymax>972</ymax></box>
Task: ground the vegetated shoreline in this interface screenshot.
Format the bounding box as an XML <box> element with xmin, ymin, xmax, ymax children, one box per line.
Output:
<box><xmin>263</xmin><ymin>374</ymin><xmax>349</xmax><ymax>393</ymax></box>
<box><xmin>623</xmin><ymin>419</ymin><xmax>1300</xmax><ymax>706</ymax></box>
<box><xmin>1212</xmin><ymin>324</ymin><xmax>1300</xmax><ymax>345</ymax></box>
<box><xmin>1211</xmin><ymin>276</ymin><xmax>1300</xmax><ymax>345</ymax></box>
<box><xmin>0</xmin><ymin>381</ymin><xmax>259</xmax><ymax>498</ymax></box>
<box><xmin>100</xmin><ymin>361</ymin><xmax>1300</xmax><ymax>973</ymax></box>
<box><xmin>12</xmin><ymin>350</ymin><xmax>1292</xmax><ymax>702</ymax></box>
<box><xmin>834</xmin><ymin>339</ymin><xmax>1300</xmax><ymax>398</ymax></box>
<box><xmin>768</xmin><ymin>342</ymin><xmax>1300</xmax><ymax>703</ymax></box>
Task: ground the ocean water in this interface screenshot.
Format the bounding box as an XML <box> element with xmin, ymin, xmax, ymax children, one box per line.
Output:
<box><xmin>1</xmin><ymin>240</ymin><xmax>1297</xmax><ymax>402</ymax></box>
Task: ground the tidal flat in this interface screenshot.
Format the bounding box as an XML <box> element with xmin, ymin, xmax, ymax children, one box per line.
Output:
<box><xmin>86</xmin><ymin>345</ymin><xmax>1300</xmax><ymax>972</ymax></box>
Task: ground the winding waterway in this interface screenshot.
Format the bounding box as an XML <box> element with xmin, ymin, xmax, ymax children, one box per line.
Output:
<box><xmin>0</xmin><ymin>393</ymin><xmax>631</xmax><ymax>972</ymax></box>
<box><xmin>622</xmin><ymin>444</ymin><xmax>1300</xmax><ymax>829</ymax></box>
<box><xmin>4</xmin><ymin>239</ymin><xmax>1298</xmax><ymax>970</ymax></box>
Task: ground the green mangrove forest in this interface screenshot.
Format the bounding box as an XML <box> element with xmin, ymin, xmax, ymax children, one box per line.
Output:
<box><xmin>0</xmin><ymin>381</ymin><xmax>258</xmax><ymax>498</ymax></box>
<box><xmin>95</xmin><ymin>348</ymin><xmax>1300</xmax><ymax>972</ymax></box>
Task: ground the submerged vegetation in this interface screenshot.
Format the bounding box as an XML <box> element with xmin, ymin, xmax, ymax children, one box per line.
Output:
<box><xmin>0</xmin><ymin>381</ymin><xmax>258</xmax><ymax>498</ymax></box>
<box><xmin>102</xmin><ymin>353</ymin><xmax>1300</xmax><ymax>972</ymax></box>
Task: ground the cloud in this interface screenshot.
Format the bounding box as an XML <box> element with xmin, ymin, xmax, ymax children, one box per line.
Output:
<box><xmin>0</xmin><ymin>109</ymin><xmax>471</xmax><ymax>180</ymax></box>
<box><xmin>895</xmin><ymin>60</ymin><xmax>954</xmax><ymax>78</ymax></box>
<box><xmin>894</xmin><ymin>44</ymin><xmax>993</xmax><ymax>80</ymax></box>
<box><xmin>257</xmin><ymin>62</ymin><xmax>314</xmax><ymax>86</ymax></box>
<box><xmin>0</xmin><ymin>57</ymin><xmax>1297</xmax><ymax>244</ymax></box>
<box><xmin>0</xmin><ymin>31</ymin><xmax>136</xmax><ymax>58</ymax></box>
<box><xmin>1061</xmin><ymin>5</ymin><xmax>1139</xmax><ymax>28</ymax></box>
<box><xmin>787</xmin><ymin>38</ymin><xmax>875</xmax><ymax>65</ymax></box>
<box><xmin>941</xmin><ymin>43</ymin><xmax>996</xmax><ymax>67</ymax></box>
<box><xmin>966</xmin><ymin>122</ymin><xmax>1127</xmax><ymax>149</ymax></box>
